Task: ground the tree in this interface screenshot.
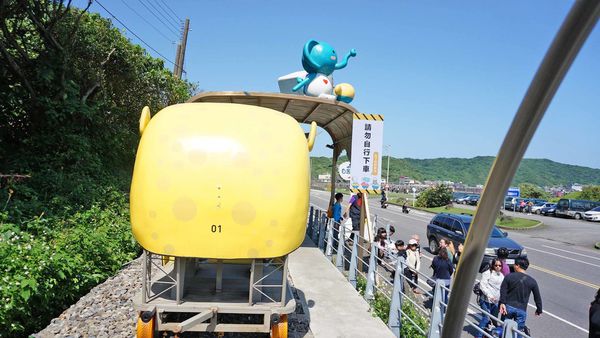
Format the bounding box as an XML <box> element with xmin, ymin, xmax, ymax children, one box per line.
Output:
<box><xmin>415</xmin><ymin>184</ymin><xmax>452</xmax><ymax>208</ymax></box>
<box><xmin>519</xmin><ymin>183</ymin><xmax>550</xmax><ymax>200</ymax></box>
<box><xmin>580</xmin><ymin>186</ymin><xmax>600</xmax><ymax>202</ymax></box>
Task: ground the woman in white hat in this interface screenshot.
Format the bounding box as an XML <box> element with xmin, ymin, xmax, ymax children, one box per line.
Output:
<box><xmin>405</xmin><ymin>238</ymin><xmax>422</xmax><ymax>294</ymax></box>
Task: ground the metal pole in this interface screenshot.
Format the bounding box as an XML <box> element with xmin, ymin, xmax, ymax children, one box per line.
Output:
<box><xmin>141</xmin><ymin>250</ymin><xmax>147</xmax><ymax>303</ymax></box>
<box><xmin>176</xmin><ymin>18</ymin><xmax>190</xmax><ymax>78</ymax></box>
<box><xmin>364</xmin><ymin>244</ymin><xmax>377</xmax><ymax>301</ymax></box>
<box><xmin>308</xmin><ymin>206</ymin><xmax>314</xmax><ymax>237</ymax></box>
<box><xmin>428</xmin><ymin>281</ymin><xmax>444</xmax><ymax>338</ymax></box>
<box><xmin>386</xmin><ymin>145</ymin><xmax>390</xmax><ymax>185</ymax></box>
<box><xmin>441</xmin><ymin>2</ymin><xmax>600</xmax><ymax>337</ymax></box>
<box><xmin>336</xmin><ymin>224</ymin><xmax>346</xmax><ymax>272</ymax></box>
<box><xmin>325</xmin><ymin>220</ymin><xmax>334</xmax><ymax>258</ymax></box>
<box><xmin>281</xmin><ymin>256</ymin><xmax>289</xmax><ymax>306</ymax></box>
<box><xmin>348</xmin><ymin>237</ymin><xmax>358</xmax><ymax>288</ymax></box>
<box><xmin>388</xmin><ymin>257</ymin><xmax>405</xmax><ymax>337</ymax></box>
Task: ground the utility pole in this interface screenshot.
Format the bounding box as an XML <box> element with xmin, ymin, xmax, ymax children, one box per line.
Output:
<box><xmin>173</xmin><ymin>43</ymin><xmax>181</xmax><ymax>75</ymax></box>
<box><xmin>173</xmin><ymin>18</ymin><xmax>190</xmax><ymax>78</ymax></box>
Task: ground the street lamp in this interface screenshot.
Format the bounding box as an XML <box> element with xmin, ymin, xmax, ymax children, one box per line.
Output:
<box><xmin>384</xmin><ymin>144</ymin><xmax>391</xmax><ymax>186</ymax></box>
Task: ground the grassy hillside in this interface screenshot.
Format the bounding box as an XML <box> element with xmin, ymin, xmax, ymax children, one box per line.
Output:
<box><xmin>311</xmin><ymin>156</ymin><xmax>600</xmax><ymax>187</ymax></box>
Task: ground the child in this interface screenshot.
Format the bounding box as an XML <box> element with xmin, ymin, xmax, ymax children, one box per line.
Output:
<box><xmin>332</xmin><ymin>193</ymin><xmax>344</xmax><ymax>244</ymax></box>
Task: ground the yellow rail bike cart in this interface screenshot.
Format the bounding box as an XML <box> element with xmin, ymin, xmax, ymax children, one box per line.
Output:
<box><xmin>131</xmin><ymin>94</ymin><xmax>359</xmax><ymax>337</ymax></box>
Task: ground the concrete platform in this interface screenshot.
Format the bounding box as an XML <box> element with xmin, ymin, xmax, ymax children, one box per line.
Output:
<box><xmin>288</xmin><ymin>236</ymin><xmax>395</xmax><ymax>338</ymax></box>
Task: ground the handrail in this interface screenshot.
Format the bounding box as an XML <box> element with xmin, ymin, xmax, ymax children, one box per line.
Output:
<box><xmin>308</xmin><ymin>205</ymin><xmax>532</xmax><ymax>338</ymax></box>
<box><xmin>442</xmin><ymin>2</ymin><xmax>600</xmax><ymax>337</ymax></box>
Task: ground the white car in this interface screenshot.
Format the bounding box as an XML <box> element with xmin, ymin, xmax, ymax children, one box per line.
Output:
<box><xmin>583</xmin><ymin>206</ymin><xmax>600</xmax><ymax>222</ymax></box>
<box><xmin>531</xmin><ymin>202</ymin><xmax>552</xmax><ymax>214</ymax></box>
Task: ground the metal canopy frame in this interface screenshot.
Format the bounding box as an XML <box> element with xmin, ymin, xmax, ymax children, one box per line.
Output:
<box><xmin>188</xmin><ymin>91</ymin><xmax>361</xmax><ymax>206</ymax></box>
<box><xmin>187</xmin><ymin>91</ymin><xmax>358</xmax><ymax>160</ymax></box>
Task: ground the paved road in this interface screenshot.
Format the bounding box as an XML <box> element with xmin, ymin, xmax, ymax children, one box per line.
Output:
<box><xmin>310</xmin><ymin>190</ymin><xmax>598</xmax><ymax>338</ymax></box>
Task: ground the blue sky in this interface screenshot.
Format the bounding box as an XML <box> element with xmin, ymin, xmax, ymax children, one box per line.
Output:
<box><xmin>85</xmin><ymin>1</ymin><xmax>599</xmax><ymax>168</ymax></box>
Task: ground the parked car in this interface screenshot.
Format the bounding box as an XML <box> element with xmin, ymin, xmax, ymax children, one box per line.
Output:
<box><xmin>539</xmin><ymin>203</ymin><xmax>557</xmax><ymax>216</ymax></box>
<box><xmin>531</xmin><ymin>202</ymin><xmax>550</xmax><ymax>214</ymax></box>
<box><xmin>452</xmin><ymin>192</ymin><xmax>470</xmax><ymax>203</ymax></box>
<box><xmin>584</xmin><ymin>206</ymin><xmax>600</xmax><ymax>222</ymax></box>
<box><xmin>465</xmin><ymin>195</ymin><xmax>480</xmax><ymax>206</ymax></box>
<box><xmin>426</xmin><ymin>213</ymin><xmax>527</xmax><ymax>271</ymax></box>
<box><xmin>556</xmin><ymin>198</ymin><xmax>600</xmax><ymax>220</ymax></box>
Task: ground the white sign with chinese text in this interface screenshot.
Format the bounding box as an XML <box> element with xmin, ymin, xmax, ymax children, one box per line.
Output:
<box><xmin>350</xmin><ymin>114</ymin><xmax>384</xmax><ymax>194</ymax></box>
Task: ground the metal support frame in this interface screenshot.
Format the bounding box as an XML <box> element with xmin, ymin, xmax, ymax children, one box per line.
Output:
<box><xmin>308</xmin><ymin>206</ymin><xmax>314</xmax><ymax>237</ymax></box>
<box><xmin>312</xmin><ymin>210</ymin><xmax>320</xmax><ymax>242</ymax></box>
<box><xmin>428</xmin><ymin>280</ymin><xmax>445</xmax><ymax>338</ymax></box>
<box><xmin>388</xmin><ymin>257</ymin><xmax>406</xmax><ymax>337</ymax></box>
<box><xmin>250</xmin><ymin>257</ymin><xmax>287</xmax><ymax>305</ymax></box>
<box><xmin>364</xmin><ymin>244</ymin><xmax>377</xmax><ymax>301</ymax></box>
<box><xmin>318</xmin><ymin>215</ymin><xmax>327</xmax><ymax>250</ymax></box>
<box><xmin>348</xmin><ymin>236</ymin><xmax>359</xmax><ymax>288</ymax></box>
<box><xmin>502</xmin><ymin>319</ymin><xmax>519</xmax><ymax>338</ymax></box>
<box><xmin>325</xmin><ymin>219</ymin><xmax>334</xmax><ymax>258</ymax></box>
<box><xmin>335</xmin><ymin>224</ymin><xmax>345</xmax><ymax>272</ymax></box>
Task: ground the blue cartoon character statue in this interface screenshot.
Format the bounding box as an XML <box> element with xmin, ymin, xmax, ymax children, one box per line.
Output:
<box><xmin>282</xmin><ymin>39</ymin><xmax>356</xmax><ymax>103</ymax></box>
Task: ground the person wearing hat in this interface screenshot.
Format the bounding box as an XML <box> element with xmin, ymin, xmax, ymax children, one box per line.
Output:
<box><xmin>405</xmin><ymin>238</ymin><xmax>422</xmax><ymax>294</ymax></box>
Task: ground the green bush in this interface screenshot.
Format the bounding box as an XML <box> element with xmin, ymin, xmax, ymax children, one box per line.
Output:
<box><xmin>416</xmin><ymin>185</ymin><xmax>452</xmax><ymax>208</ymax></box>
<box><xmin>356</xmin><ymin>275</ymin><xmax>429</xmax><ymax>337</ymax></box>
<box><xmin>0</xmin><ymin>192</ymin><xmax>139</xmax><ymax>337</ymax></box>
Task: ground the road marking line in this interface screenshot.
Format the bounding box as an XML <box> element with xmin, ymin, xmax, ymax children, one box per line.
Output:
<box><xmin>525</xmin><ymin>246</ymin><xmax>600</xmax><ymax>268</ymax></box>
<box><xmin>540</xmin><ymin>244</ymin><xmax>600</xmax><ymax>261</ymax></box>
<box><xmin>529</xmin><ymin>264</ymin><xmax>600</xmax><ymax>289</ymax></box>
<box><xmin>526</xmin><ymin>303</ymin><xmax>589</xmax><ymax>333</ymax></box>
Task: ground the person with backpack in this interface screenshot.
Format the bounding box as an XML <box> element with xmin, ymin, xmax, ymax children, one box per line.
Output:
<box><xmin>499</xmin><ymin>257</ymin><xmax>542</xmax><ymax>337</ymax></box>
<box><xmin>475</xmin><ymin>258</ymin><xmax>505</xmax><ymax>338</ymax></box>
<box><xmin>344</xmin><ymin>192</ymin><xmax>363</xmax><ymax>241</ymax></box>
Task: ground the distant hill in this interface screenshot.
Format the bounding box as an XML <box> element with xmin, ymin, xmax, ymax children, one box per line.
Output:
<box><xmin>311</xmin><ymin>156</ymin><xmax>600</xmax><ymax>187</ymax></box>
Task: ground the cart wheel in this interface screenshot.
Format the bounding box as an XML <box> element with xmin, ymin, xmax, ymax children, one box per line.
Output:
<box><xmin>136</xmin><ymin>311</ymin><xmax>156</xmax><ymax>338</ymax></box>
<box><xmin>271</xmin><ymin>314</ymin><xmax>288</xmax><ymax>338</ymax></box>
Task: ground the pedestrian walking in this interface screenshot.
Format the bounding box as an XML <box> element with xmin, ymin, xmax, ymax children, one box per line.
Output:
<box><xmin>476</xmin><ymin>258</ymin><xmax>505</xmax><ymax>337</ymax></box>
<box><xmin>331</xmin><ymin>193</ymin><xmax>344</xmax><ymax>250</ymax></box>
<box><xmin>344</xmin><ymin>192</ymin><xmax>363</xmax><ymax>241</ymax></box>
<box><xmin>431</xmin><ymin>247</ymin><xmax>454</xmax><ymax>305</ymax></box>
<box><xmin>590</xmin><ymin>288</ymin><xmax>600</xmax><ymax>338</ymax></box>
<box><xmin>499</xmin><ymin>257</ymin><xmax>542</xmax><ymax>337</ymax></box>
<box><xmin>406</xmin><ymin>239</ymin><xmax>422</xmax><ymax>294</ymax></box>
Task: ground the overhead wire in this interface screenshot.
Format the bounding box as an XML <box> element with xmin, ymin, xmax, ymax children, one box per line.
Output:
<box><xmin>118</xmin><ymin>0</ymin><xmax>174</xmax><ymax>43</ymax></box>
<box><xmin>136</xmin><ymin>0</ymin><xmax>180</xmax><ymax>36</ymax></box>
<box><xmin>140</xmin><ymin>0</ymin><xmax>180</xmax><ymax>34</ymax></box>
<box><xmin>94</xmin><ymin>0</ymin><xmax>176</xmax><ymax>66</ymax></box>
<box><xmin>154</xmin><ymin>0</ymin><xmax>182</xmax><ymax>24</ymax></box>
<box><xmin>158</xmin><ymin>0</ymin><xmax>182</xmax><ymax>23</ymax></box>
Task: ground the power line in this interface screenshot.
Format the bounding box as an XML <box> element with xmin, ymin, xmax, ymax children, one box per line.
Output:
<box><xmin>158</xmin><ymin>0</ymin><xmax>182</xmax><ymax>23</ymax></box>
<box><xmin>136</xmin><ymin>0</ymin><xmax>179</xmax><ymax>36</ymax></box>
<box><xmin>153</xmin><ymin>0</ymin><xmax>181</xmax><ymax>26</ymax></box>
<box><xmin>94</xmin><ymin>0</ymin><xmax>176</xmax><ymax>66</ymax></box>
<box><xmin>138</xmin><ymin>0</ymin><xmax>180</xmax><ymax>35</ymax></box>
<box><xmin>119</xmin><ymin>0</ymin><xmax>175</xmax><ymax>43</ymax></box>
<box><xmin>143</xmin><ymin>0</ymin><xmax>180</xmax><ymax>32</ymax></box>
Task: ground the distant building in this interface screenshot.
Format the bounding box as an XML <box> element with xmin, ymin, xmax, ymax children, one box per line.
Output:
<box><xmin>318</xmin><ymin>174</ymin><xmax>331</xmax><ymax>183</ymax></box>
<box><xmin>571</xmin><ymin>183</ymin><xmax>583</xmax><ymax>192</ymax></box>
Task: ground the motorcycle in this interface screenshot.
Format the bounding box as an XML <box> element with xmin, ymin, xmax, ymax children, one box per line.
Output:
<box><xmin>380</xmin><ymin>198</ymin><xmax>388</xmax><ymax>209</ymax></box>
<box><xmin>402</xmin><ymin>204</ymin><xmax>409</xmax><ymax>214</ymax></box>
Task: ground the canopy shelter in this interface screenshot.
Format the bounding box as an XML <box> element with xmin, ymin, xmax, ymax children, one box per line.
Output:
<box><xmin>188</xmin><ymin>91</ymin><xmax>360</xmax><ymax>204</ymax></box>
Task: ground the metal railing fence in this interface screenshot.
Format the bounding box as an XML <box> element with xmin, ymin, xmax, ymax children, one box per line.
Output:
<box><xmin>307</xmin><ymin>205</ymin><xmax>531</xmax><ymax>338</ymax></box>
